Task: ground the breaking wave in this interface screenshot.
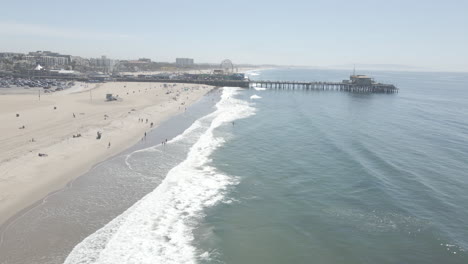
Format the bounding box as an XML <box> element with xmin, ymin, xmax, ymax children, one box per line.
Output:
<box><xmin>64</xmin><ymin>87</ymin><xmax>255</xmax><ymax>264</ymax></box>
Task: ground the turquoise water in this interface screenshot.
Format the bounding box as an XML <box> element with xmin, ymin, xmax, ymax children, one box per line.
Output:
<box><xmin>194</xmin><ymin>69</ymin><xmax>468</xmax><ymax>263</ymax></box>
<box><xmin>63</xmin><ymin>69</ymin><xmax>468</xmax><ymax>264</ymax></box>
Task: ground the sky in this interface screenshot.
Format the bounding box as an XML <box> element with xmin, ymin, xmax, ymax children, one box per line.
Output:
<box><xmin>1</xmin><ymin>0</ymin><xmax>467</xmax><ymax>71</ymax></box>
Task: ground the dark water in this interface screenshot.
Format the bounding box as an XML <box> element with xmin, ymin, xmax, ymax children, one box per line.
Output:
<box><xmin>194</xmin><ymin>69</ymin><xmax>468</xmax><ymax>263</ymax></box>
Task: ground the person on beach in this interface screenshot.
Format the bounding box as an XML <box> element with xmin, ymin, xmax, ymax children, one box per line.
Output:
<box><xmin>108</xmin><ymin>142</ymin><xmax>111</xmax><ymax>148</ymax></box>
<box><xmin>73</xmin><ymin>113</ymin><xmax>75</xmax><ymax>118</ymax></box>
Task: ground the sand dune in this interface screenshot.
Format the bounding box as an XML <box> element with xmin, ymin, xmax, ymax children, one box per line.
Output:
<box><xmin>0</xmin><ymin>82</ymin><xmax>212</xmax><ymax>226</ymax></box>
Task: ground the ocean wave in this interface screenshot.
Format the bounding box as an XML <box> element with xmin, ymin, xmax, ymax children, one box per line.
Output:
<box><xmin>245</xmin><ymin>70</ymin><xmax>260</xmax><ymax>76</ymax></box>
<box><xmin>250</xmin><ymin>95</ymin><xmax>262</xmax><ymax>100</ymax></box>
<box><xmin>64</xmin><ymin>87</ymin><xmax>255</xmax><ymax>264</ymax></box>
<box><xmin>253</xmin><ymin>87</ymin><xmax>266</xmax><ymax>91</ymax></box>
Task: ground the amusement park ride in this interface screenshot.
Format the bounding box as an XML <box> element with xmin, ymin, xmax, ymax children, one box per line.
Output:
<box><xmin>219</xmin><ymin>59</ymin><xmax>237</xmax><ymax>74</ymax></box>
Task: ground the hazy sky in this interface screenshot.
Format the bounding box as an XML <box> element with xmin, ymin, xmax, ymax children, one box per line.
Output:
<box><xmin>1</xmin><ymin>0</ymin><xmax>467</xmax><ymax>71</ymax></box>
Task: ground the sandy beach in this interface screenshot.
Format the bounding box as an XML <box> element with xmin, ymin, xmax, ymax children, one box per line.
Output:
<box><xmin>0</xmin><ymin>82</ymin><xmax>212</xmax><ymax>226</ymax></box>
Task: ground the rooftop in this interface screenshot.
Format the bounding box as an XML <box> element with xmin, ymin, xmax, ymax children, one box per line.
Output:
<box><xmin>351</xmin><ymin>75</ymin><xmax>372</xmax><ymax>79</ymax></box>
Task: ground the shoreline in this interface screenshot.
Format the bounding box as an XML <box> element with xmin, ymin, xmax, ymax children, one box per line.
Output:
<box><xmin>63</xmin><ymin>87</ymin><xmax>251</xmax><ymax>263</ymax></box>
<box><xmin>0</xmin><ymin>82</ymin><xmax>214</xmax><ymax>227</ymax></box>
<box><xmin>0</xmin><ymin>88</ymin><xmax>222</xmax><ymax>264</ymax></box>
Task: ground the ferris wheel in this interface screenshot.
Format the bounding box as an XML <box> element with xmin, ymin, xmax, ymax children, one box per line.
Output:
<box><xmin>220</xmin><ymin>59</ymin><xmax>234</xmax><ymax>73</ymax></box>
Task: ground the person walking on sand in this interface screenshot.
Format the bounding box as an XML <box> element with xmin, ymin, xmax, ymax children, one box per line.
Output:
<box><xmin>108</xmin><ymin>142</ymin><xmax>111</xmax><ymax>148</ymax></box>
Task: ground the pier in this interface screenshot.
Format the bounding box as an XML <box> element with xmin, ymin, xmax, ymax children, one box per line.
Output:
<box><xmin>250</xmin><ymin>74</ymin><xmax>398</xmax><ymax>93</ymax></box>
<box><xmin>250</xmin><ymin>80</ymin><xmax>398</xmax><ymax>93</ymax></box>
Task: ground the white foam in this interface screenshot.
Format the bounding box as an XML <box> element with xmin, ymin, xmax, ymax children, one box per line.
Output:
<box><xmin>64</xmin><ymin>87</ymin><xmax>255</xmax><ymax>264</ymax></box>
<box><xmin>253</xmin><ymin>87</ymin><xmax>266</xmax><ymax>91</ymax></box>
<box><xmin>250</xmin><ymin>95</ymin><xmax>262</xmax><ymax>100</ymax></box>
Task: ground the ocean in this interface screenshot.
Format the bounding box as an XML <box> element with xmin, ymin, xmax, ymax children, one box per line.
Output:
<box><xmin>2</xmin><ymin>68</ymin><xmax>468</xmax><ymax>264</ymax></box>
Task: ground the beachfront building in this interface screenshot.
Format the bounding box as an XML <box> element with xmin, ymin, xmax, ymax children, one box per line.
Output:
<box><xmin>24</xmin><ymin>55</ymin><xmax>68</xmax><ymax>67</ymax></box>
<box><xmin>89</xmin><ymin>72</ymin><xmax>111</xmax><ymax>82</ymax></box>
<box><xmin>176</xmin><ymin>58</ymin><xmax>194</xmax><ymax>67</ymax></box>
<box><xmin>27</xmin><ymin>51</ymin><xmax>72</xmax><ymax>65</ymax></box>
<box><xmin>89</xmin><ymin>55</ymin><xmax>117</xmax><ymax>73</ymax></box>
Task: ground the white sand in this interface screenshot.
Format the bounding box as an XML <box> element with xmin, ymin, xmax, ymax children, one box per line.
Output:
<box><xmin>0</xmin><ymin>82</ymin><xmax>213</xmax><ymax>225</ymax></box>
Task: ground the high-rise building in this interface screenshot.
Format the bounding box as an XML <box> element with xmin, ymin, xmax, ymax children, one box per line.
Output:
<box><xmin>176</xmin><ymin>58</ymin><xmax>194</xmax><ymax>67</ymax></box>
<box><xmin>89</xmin><ymin>55</ymin><xmax>117</xmax><ymax>73</ymax></box>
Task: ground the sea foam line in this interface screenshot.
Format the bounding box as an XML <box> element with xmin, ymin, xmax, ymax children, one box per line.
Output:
<box><xmin>64</xmin><ymin>87</ymin><xmax>255</xmax><ymax>264</ymax></box>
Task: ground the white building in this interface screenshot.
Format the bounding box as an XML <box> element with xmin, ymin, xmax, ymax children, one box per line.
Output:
<box><xmin>24</xmin><ymin>55</ymin><xmax>68</xmax><ymax>67</ymax></box>
<box><xmin>89</xmin><ymin>55</ymin><xmax>117</xmax><ymax>73</ymax></box>
<box><xmin>70</xmin><ymin>56</ymin><xmax>89</xmax><ymax>67</ymax></box>
<box><xmin>176</xmin><ymin>58</ymin><xmax>194</xmax><ymax>67</ymax></box>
